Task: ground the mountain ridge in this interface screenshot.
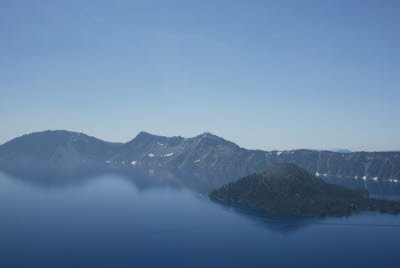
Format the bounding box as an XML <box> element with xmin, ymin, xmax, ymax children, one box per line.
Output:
<box><xmin>1</xmin><ymin>130</ymin><xmax>400</xmax><ymax>193</ymax></box>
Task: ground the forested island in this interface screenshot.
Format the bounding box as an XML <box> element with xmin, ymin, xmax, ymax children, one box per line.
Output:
<box><xmin>209</xmin><ymin>163</ymin><xmax>400</xmax><ymax>217</ymax></box>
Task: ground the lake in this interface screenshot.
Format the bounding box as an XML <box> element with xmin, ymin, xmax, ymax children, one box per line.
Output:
<box><xmin>1</xmin><ymin>172</ymin><xmax>399</xmax><ymax>268</ymax></box>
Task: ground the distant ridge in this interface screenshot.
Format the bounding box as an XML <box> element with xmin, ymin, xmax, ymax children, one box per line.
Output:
<box><xmin>0</xmin><ymin>130</ymin><xmax>400</xmax><ymax>193</ymax></box>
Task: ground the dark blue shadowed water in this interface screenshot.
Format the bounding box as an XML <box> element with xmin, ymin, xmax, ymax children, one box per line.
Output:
<box><xmin>1</xmin><ymin>172</ymin><xmax>399</xmax><ymax>268</ymax></box>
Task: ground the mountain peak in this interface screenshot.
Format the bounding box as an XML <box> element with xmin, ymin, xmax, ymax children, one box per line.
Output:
<box><xmin>193</xmin><ymin>132</ymin><xmax>240</xmax><ymax>149</ymax></box>
<box><xmin>127</xmin><ymin>131</ymin><xmax>158</xmax><ymax>145</ymax></box>
<box><xmin>195</xmin><ymin>132</ymin><xmax>224</xmax><ymax>141</ymax></box>
<box><xmin>4</xmin><ymin>130</ymin><xmax>86</xmax><ymax>146</ymax></box>
<box><xmin>136</xmin><ymin>131</ymin><xmax>154</xmax><ymax>138</ymax></box>
<box><xmin>199</xmin><ymin>132</ymin><xmax>218</xmax><ymax>137</ymax></box>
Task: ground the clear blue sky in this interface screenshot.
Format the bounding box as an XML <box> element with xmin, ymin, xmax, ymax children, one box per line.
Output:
<box><xmin>1</xmin><ymin>0</ymin><xmax>399</xmax><ymax>151</ymax></box>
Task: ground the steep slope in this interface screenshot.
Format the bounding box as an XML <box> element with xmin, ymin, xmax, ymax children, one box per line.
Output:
<box><xmin>209</xmin><ymin>164</ymin><xmax>400</xmax><ymax>217</ymax></box>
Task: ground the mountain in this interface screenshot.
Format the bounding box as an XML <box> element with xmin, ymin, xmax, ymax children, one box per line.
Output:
<box><xmin>0</xmin><ymin>130</ymin><xmax>400</xmax><ymax>193</ymax></box>
<box><xmin>0</xmin><ymin>130</ymin><xmax>123</xmax><ymax>173</ymax></box>
<box><xmin>209</xmin><ymin>164</ymin><xmax>400</xmax><ymax>217</ymax></box>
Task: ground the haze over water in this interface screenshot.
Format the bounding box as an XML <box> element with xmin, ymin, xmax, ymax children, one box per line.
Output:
<box><xmin>1</xmin><ymin>172</ymin><xmax>399</xmax><ymax>268</ymax></box>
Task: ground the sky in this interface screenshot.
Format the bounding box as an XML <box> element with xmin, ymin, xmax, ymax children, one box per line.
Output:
<box><xmin>0</xmin><ymin>0</ymin><xmax>399</xmax><ymax>151</ymax></box>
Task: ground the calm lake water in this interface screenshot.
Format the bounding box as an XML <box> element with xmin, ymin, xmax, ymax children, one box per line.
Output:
<box><xmin>1</xmin><ymin>172</ymin><xmax>399</xmax><ymax>268</ymax></box>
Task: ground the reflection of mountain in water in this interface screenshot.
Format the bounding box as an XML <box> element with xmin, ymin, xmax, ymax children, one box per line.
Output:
<box><xmin>0</xmin><ymin>166</ymin><xmax>228</xmax><ymax>193</ymax></box>
<box><xmin>3</xmin><ymin>169</ymin><xmax>399</xmax><ymax>236</ymax></box>
<box><xmin>213</xmin><ymin>201</ymin><xmax>400</xmax><ymax>234</ymax></box>
<box><xmin>214</xmin><ymin>202</ymin><xmax>318</xmax><ymax>233</ymax></box>
<box><xmin>0</xmin><ymin>169</ymin><xmax>316</xmax><ymax>234</ymax></box>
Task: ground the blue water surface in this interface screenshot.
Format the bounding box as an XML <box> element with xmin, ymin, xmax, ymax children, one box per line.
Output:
<box><xmin>0</xmin><ymin>172</ymin><xmax>399</xmax><ymax>268</ymax></box>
